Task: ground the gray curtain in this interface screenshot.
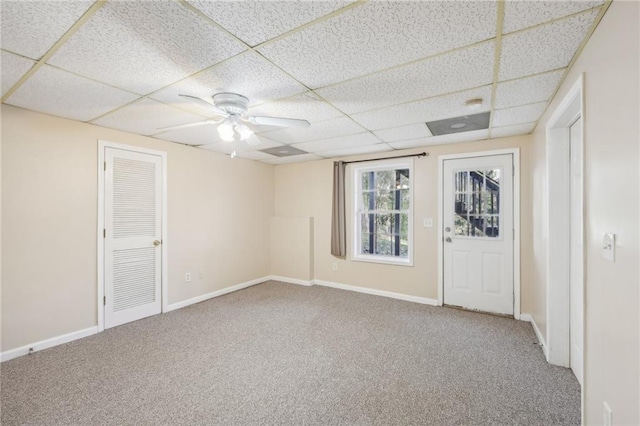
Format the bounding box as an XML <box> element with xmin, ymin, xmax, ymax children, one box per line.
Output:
<box><xmin>331</xmin><ymin>161</ymin><xmax>347</xmax><ymax>257</ymax></box>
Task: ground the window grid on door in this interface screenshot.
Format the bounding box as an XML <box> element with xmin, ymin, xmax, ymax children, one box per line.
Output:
<box><xmin>453</xmin><ymin>168</ymin><xmax>501</xmax><ymax>238</ymax></box>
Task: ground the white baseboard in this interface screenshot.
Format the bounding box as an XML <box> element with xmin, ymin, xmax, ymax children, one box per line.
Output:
<box><xmin>313</xmin><ymin>279</ymin><xmax>439</xmax><ymax>306</ymax></box>
<box><xmin>269</xmin><ymin>275</ymin><xmax>313</xmax><ymax>286</ymax></box>
<box><xmin>166</xmin><ymin>276</ymin><xmax>270</xmax><ymax>312</ymax></box>
<box><xmin>1</xmin><ymin>326</ymin><xmax>98</xmax><ymax>362</ymax></box>
<box><xmin>529</xmin><ymin>315</ymin><xmax>548</xmax><ymax>357</ymax></box>
<box><xmin>519</xmin><ymin>313</ymin><xmax>532</xmax><ymax>322</ymax></box>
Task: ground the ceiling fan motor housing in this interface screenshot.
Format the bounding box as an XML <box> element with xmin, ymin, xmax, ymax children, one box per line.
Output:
<box><xmin>213</xmin><ymin>92</ymin><xmax>249</xmax><ymax>115</ymax></box>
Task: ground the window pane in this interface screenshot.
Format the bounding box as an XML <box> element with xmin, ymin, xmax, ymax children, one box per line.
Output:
<box><xmin>399</xmin><ymin>189</ymin><xmax>410</xmax><ymax>210</ymax></box>
<box><xmin>467</xmin><ymin>215</ymin><xmax>485</xmax><ymax>237</ymax></box>
<box><xmin>361</xmin><ymin>232</ymin><xmax>371</xmax><ymax>254</ymax></box>
<box><xmin>375</xmin><ymin>170</ymin><xmax>394</xmax><ymax>192</ymax></box>
<box><xmin>362</xmin><ymin>191</ymin><xmax>372</xmax><ymax>210</ymax></box>
<box><xmin>375</xmin><ymin>234</ymin><xmax>393</xmax><ymax>256</ymax></box>
<box><xmin>362</xmin><ymin>172</ymin><xmax>371</xmax><ymax>191</ymax></box>
<box><xmin>375</xmin><ymin>190</ymin><xmax>394</xmax><ymax>210</ymax></box>
<box><xmin>397</xmin><ymin>169</ymin><xmax>410</xmax><ymax>189</ymax></box>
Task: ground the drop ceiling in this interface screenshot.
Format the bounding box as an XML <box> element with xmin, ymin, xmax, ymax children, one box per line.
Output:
<box><xmin>1</xmin><ymin>0</ymin><xmax>608</xmax><ymax>164</ymax></box>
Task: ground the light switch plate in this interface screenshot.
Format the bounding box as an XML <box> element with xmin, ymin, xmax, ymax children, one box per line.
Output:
<box><xmin>423</xmin><ymin>218</ymin><xmax>434</xmax><ymax>228</ymax></box>
<box><xmin>602</xmin><ymin>233</ymin><xmax>615</xmax><ymax>262</ymax></box>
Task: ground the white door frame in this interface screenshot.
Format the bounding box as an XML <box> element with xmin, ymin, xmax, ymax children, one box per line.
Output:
<box><xmin>544</xmin><ymin>75</ymin><xmax>585</xmax><ymax>388</ymax></box>
<box><xmin>437</xmin><ymin>148</ymin><xmax>521</xmax><ymax>319</ymax></box>
<box><xmin>97</xmin><ymin>140</ymin><xmax>168</xmax><ymax>332</ymax></box>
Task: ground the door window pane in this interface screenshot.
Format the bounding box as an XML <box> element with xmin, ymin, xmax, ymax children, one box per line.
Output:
<box><xmin>453</xmin><ymin>167</ymin><xmax>501</xmax><ymax>238</ymax></box>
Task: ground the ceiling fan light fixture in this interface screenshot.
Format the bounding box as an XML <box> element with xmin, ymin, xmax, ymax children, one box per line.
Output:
<box><xmin>218</xmin><ymin>121</ymin><xmax>235</xmax><ymax>142</ymax></box>
<box><xmin>235</xmin><ymin>123</ymin><xmax>254</xmax><ymax>141</ymax></box>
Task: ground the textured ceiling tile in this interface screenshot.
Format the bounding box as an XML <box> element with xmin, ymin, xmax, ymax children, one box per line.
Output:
<box><xmin>492</xmin><ymin>102</ymin><xmax>547</xmax><ymax>127</ymax></box>
<box><xmin>316</xmin><ymin>41</ymin><xmax>495</xmax><ymax>114</ymax></box>
<box><xmin>1</xmin><ymin>51</ymin><xmax>35</xmax><ymax>96</ymax></box>
<box><xmin>495</xmin><ymin>69</ymin><xmax>564</xmax><ymax>109</ymax></box>
<box><xmin>352</xmin><ymin>86</ymin><xmax>492</xmax><ymax>131</ymax></box>
<box><xmin>373</xmin><ymin>123</ymin><xmax>433</xmax><ymax>143</ymax></box>
<box><xmin>5</xmin><ymin>65</ymin><xmax>138</xmax><ymax>122</ymax></box>
<box><xmin>262</xmin><ymin>153</ymin><xmax>322</xmax><ymax>165</ymax></box>
<box><xmin>187</xmin><ymin>0</ymin><xmax>353</xmax><ymax>46</ymax></box>
<box><xmin>151</xmin><ymin>52</ymin><xmax>306</xmax><ymax>115</ymax></box>
<box><xmin>503</xmin><ymin>1</ymin><xmax>604</xmax><ymax>34</ymax></box>
<box><xmin>248</xmin><ymin>93</ymin><xmax>343</xmax><ymax>123</ymax></box>
<box><xmin>156</xmin><ymin>122</ymin><xmax>225</xmax><ymax>146</ymax></box>
<box><xmin>258</xmin><ymin>1</ymin><xmax>496</xmax><ymax>88</ymax></box>
<box><xmin>48</xmin><ymin>1</ymin><xmax>245</xmax><ymax>95</ymax></box>
<box><xmin>1</xmin><ymin>1</ymin><xmax>94</xmax><ymax>59</ymax></box>
<box><xmin>390</xmin><ymin>129</ymin><xmax>489</xmax><ymax>149</ymax></box>
<box><xmin>199</xmin><ymin>137</ymin><xmax>282</xmax><ymax>154</ymax></box>
<box><xmin>261</xmin><ymin>116</ymin><xmax>365</xmax><ymax>144</ymax></box>
<box><xmin>490</xmin><ymin>122</ymin><xmax>536</xmax><ymax>139</ymax></box>
<box><xmin>92</xmin><ymin>98</ymin><xmax>206</xmax><ymax>136</ymax></box>
<box><xmin>236</xmin><ymin>150</ymin><xmax>278</xmax><ymax>161</ymax></box>
<box><xmin>292</xmin><ymin>132</ymin><xmax>381</xmax><ymax>153</ymax></box>
<box><xmin>499</xmin><ymin>10</ymin><xmax>599</xmax><ymax>81</ymax></box>
<box><xmin>316</xmin><ymin>143</ymin><xmax>392</xmax><ymax>159</ymax></box>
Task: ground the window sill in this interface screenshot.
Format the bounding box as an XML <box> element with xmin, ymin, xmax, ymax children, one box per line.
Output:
<box><xmin>351</xmin><ymin>254</ymin><xmax>413</xmax><ymax>267</ymax></box>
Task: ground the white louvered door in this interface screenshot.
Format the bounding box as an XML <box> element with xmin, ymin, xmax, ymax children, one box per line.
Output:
<box><xmin>104</xmin><ymin>147</ymin><xmax>162</xmax><ymax>329</ymax></box>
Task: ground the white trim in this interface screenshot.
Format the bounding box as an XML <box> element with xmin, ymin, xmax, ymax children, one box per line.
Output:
<box><xmin>437</xmin><ymin>148</ymin><xmax>521</xmax><ymax>318</ymax></box>
<box><xmin>270</xmin><ymin>275</ymin><xmax>313</xmax><ymax>286</ymax></box>
<box><xmin>530</xmin><ymin>316</ymin><xmax>549</xmax><ymax>358</ymax></box>
<box><xmin>1</xmin><ymin>327</ymin><xmax>98</xmax><ymax>362</ymax></box>
<box><xmin>166</xmin><ymin>276</ymin><xmax>269</xmax><ymax>312</ymax></box>
<box><xmin>313</xmin><ymin>279</ymin><xmax>438</xmax><ymax>306</ymax></box>
<box><xmin>519</xmin><ymin>314</ymin><xmax>532</xmax><ymax>322</ymax></box>
<box><xmin>97</xmin><ymin>140</ymin><xmax>168</xmax><ymax>332</ymax></box>
<box><xmin>544</xmin><ymin>75</ymin><xmax>584</xmax><ymax>369</ymax></box>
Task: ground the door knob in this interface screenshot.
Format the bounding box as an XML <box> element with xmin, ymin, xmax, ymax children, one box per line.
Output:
<box><xmin>445</xmin><ymin>227</ymin><xmax>451</xmax><ymax>232</ymax></box>
<box><xmin>445</xmin><ymin>237</ymin><xmax>452</xmax><ymax>243</ymax></box>
<box><xmin>153</xmin><ymin>240</ymin><xmax>161</xmax><ymax>247</ymax></box>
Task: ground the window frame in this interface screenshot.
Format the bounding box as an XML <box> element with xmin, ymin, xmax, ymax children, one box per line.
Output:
<box><xmin>352</xmin><ymin>158</ymin><xmax>414</xmax><ymax>266</ymax></box>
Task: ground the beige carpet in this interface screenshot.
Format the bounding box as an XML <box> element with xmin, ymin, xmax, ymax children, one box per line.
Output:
<box><xmin>1</xmin><ymin>281</ymin><xmax>579</xmax><ymax>425</ymax></box>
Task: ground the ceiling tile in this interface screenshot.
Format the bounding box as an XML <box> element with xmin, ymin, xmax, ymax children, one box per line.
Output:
<box><xmin>257</xmin><ymin>1</ymin><xmax>496</xmax><ymax>88</ymax></box>
<box><xmin>156</xmin><ymin>122</ymin><xmax>226</xmax><ymax>146</ymax></box>
<box><xmin>261</xmin><ymin>116</ymin><xmax>365</xmax><ymax>144</ymax></box>
<box><xmin>389</xmin><ymin>129</ymin><xmax>489</xmax><ymax>149</ymax></box>
<box><xmin>316</xmin><ymin>143</ymin><xmax>392</xmax><ymax>159</ymax></box>
<box><xmin>499</xmin><ymin>10</ymin><xmax>599</xmax><ymax>81</ymax></box>
<box><xmin>490</xmin><ymin>122</ymin><xmax>536</xmax><ymax>139</ymax></box>
<box><xmin>292</xmin><ymin>132</ymin><xmax>381</xmax><ymax>153</ymax></box>
<box><xmin>151</xmin><ymin>51</ymin><xmax>306</xmax><ymax>115</ymax></box>
<box><xmin>187</xmin><ymin>0</ymin><xmax>353</xmax><ymax>46</ymax></box>
<box><xmin>503</xmin><ymin>1</ymin><xmax>604</xmax><ymax>34</ymax></box>
<box><xmin>91</xmin><ymin>98</ymin><xmax>206</xmax><ymax>136</ymax></box>
<box><xmin>5</xmin><ymin>65</ymin><xmax>139</xmax><ymax>122</ymax></box>
<box><xmin>48</xmin><ymin>1</ymin><xmax>245</xmax><ymax>95</ymax></box>
<box><xmin>248</xmin><ymin>93</ymin><xmax>343</xmax><ymax>123</ymax></box>
<box><xmin>495</xmin><ymin>69</ymin><xmax>564</xmax><ymax>109</ymax></box>
<box><xmin>236</xmin><ymin>150</ymin><xmax>278</xmax><ymax>161</ymax></box>
<box><xmin>373</xmin><ymin>123</ymin><xmax>433</xmax><ymax>143</ymax></box>
<box><xmin>316</xmin><ymin>41</ymin><xmax>495</xmax><ymax>114</ymax></box>
<box><xmin>262</xmin><ymin>153</ymin><xmax>322</xmax><ymax>165</ymax></box>
<box><xmin>1</xmin><ymin>51</ymin><xmax>35</xmax><ymax>97</ymax></box>
<box><xmin>199</xmin><ymin>137</ymin><xmax>282</xmax><ymax>155</ymax></box>
<box><xmin>352</xmin><ymin>86</ymin><xmax>492</xmax><ymax>131</ymax></box>
<box><xmin>492</xmin><ymin>102</ymin><xmax>547</xmax><ymax>127</ymax></box>
<box><xmin>0</xmin><ymin>1</ymin><xmax>94</xmax><ymax>59</ymax></box>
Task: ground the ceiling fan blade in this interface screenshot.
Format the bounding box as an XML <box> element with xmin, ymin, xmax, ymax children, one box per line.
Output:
<box><xmin>178</xmin><ymin>94</ymin><xmax>229</xmax><ymax>118</ymax></box>
<box><xmin>248</xmin><ymin>115</ymin><xmax>311</xmax><ymax>128</ymax></box>
<box><xmin>156</xmin><ymin>119</ymin><xmax>218</xmax><ymax>132</ymax></box>
<box><xmin>244</xmin><ymin>133</ymin><xmax>262</xmax><ymax>146</ymax></box>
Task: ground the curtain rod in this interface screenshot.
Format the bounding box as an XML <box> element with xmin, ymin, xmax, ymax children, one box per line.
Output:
<box><xmin>340</xmin><ymin>152</ymin><xmax>428</xmax><ymax>165</ymax></box>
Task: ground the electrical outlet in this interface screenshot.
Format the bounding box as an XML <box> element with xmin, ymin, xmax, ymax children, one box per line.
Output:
<box><xmin>603</xmin><ymin>402</ymin><xmax>612</xmax><ymax>426</ymax></box>
<box><xmin>332</xmin><ymin>263</ymin><xmax>338</xmax><ymax>271</ymax></box>
<box><xmin>185</xmin><ymin>272</ymin><xmax>192</xmax><ymax>283</ymax></box>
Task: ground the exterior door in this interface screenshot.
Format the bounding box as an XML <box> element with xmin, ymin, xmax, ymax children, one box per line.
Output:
<box><xmin>104</xmin><ymin>147</ymin><xmax>163</xmax><ymax>328</ymax></box>
<box><xmin>443</xmin><ymin>154</ymin><xmax>514</xmax><ymax>315</ymax></box>
<box><xmin>569</xmin><ymin>116</ymin><xmax>584</xmax><ymax>384</ymax></box>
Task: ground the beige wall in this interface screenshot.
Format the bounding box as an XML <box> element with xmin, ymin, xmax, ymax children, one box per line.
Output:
<box><xmin>1</xmin><ymin>105</ymin><xmax>274</xmax><ymax>352</ymax></box>
<box><xmin>270</xmin><ymin>216</ymin><xmax>313</xmax><ymax>281</ymax></box>
<box><xmin>274</xmin><ymin>136</ymin><xmax>533</xmax><ymax>312</ymax></box>
<box><xmin>530</xmin><ymin>1</ymin><xmax>639</xmax><ymax>423</ymax></box>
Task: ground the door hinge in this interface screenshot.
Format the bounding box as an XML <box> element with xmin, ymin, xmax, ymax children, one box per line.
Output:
<box><xmin>103</xmin><ymin>228</ymin><xmax>106</xmax><ymax>238</ymax></box>
<box><xmin>103</xmin><ymin>296</ymin><xmax>106</xmax><ymax>306</ymax></box>
<box><xmin>513</xmin><ymin>229</ymin><xmax>515</xmax><ymax>240</ymax></box>
<box><xmin>104</xmin><ymin>161</ymin><xmax>106</xmax><ymax>171</ymax></box>
<box><xmin>512</xmin><ymin>165</ymin><xmax>515</xmax><ymax>176</ymax></box>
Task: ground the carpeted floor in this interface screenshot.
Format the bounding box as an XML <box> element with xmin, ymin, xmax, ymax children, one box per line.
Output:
<box><xmin>1</xmin><ymin>281</ymin><xmax>580</xmax><ymax>425</ymax></box>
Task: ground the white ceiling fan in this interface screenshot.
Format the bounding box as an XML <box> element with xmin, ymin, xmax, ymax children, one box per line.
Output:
<box><xmin>158</xmin><ymin>92</ymin><xmax>311</xmax><ymax>156</ymax></box>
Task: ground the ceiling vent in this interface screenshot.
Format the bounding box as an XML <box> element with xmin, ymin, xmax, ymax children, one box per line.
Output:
<box><xmin>426</xmin><ymin>111</ymin><xmax>490</xmax><ymax>136</ymax></box>
<box><xmin>260</xmin><ymin>146</ymin><xmax>308</xmax><ymax>157</ymax></box>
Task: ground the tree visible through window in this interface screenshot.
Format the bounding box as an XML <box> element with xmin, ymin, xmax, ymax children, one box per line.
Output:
<box><xmin>354</xmin><ymin>161</ymin><xmax>412</xmax><ymax>265</ymax></box>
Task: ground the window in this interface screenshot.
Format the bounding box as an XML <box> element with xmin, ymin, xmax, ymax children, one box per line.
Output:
<box><xmin>353</xmin><ymin>160</ymin><xmax>413</xmax><ymax>265</ymax></box>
